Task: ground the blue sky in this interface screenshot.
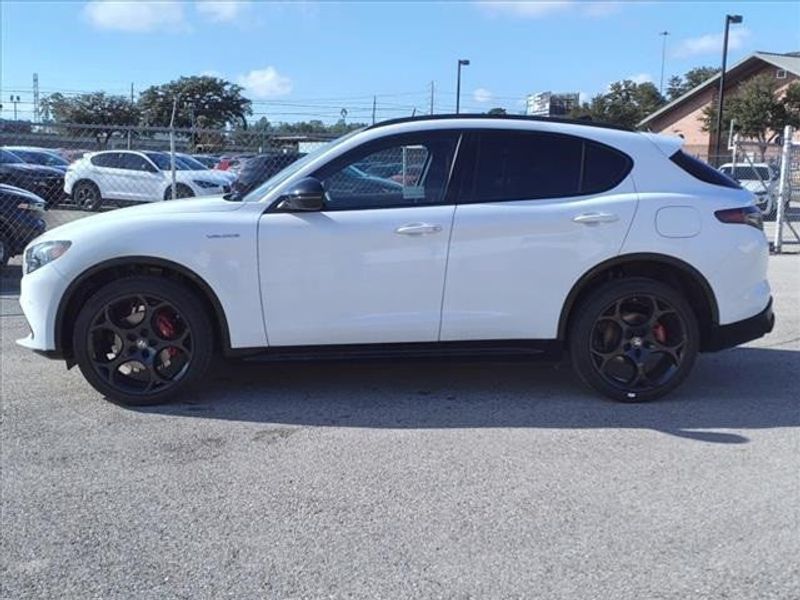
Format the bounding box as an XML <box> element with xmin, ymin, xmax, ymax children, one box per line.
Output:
<box><xmin>1</xmin><ymin>1</ymin><xmax>798</xmax><ymax>124</ymax></box>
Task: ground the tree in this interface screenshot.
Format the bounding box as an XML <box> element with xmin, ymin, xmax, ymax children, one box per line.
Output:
<box><xmin>41</xmin><ymin>92</ymin><xmax>140</xmax><ymax>147</ymax></box>
<box><xmin>667</xmin><ymin>66</ymin><xmax>720</xmax><ymax>100</ymax></box>
<box><xmin>569</xmin><ymin>80</ymin><xmax>666</xmax><ymax>129</ymax></box>
<box><xmin>137</xmin><ymin>76</ymin><xmax>252</xmax><ymax>130</ymax></box>
<box><xmin>701</xmin><ymin>75</ymin><xmax>795</xmax><ymax>160</ymax></box>
<box><xmin>487</xmin><ymin>107</ymin><xmax>507</xmax><ymax>115</ymax></box>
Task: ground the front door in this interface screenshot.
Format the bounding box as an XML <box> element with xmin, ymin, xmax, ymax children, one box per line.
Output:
<box><xmin>258</xmin><ymin>131</ymin><xmax>462</xmax><ymax>346</ymax></box>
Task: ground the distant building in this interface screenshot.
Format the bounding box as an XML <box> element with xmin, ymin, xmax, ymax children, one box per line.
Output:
<box><xmin>639</xmin><ymin>51</ymin><xmax>799</xmax><ymax>160</ymax></box>
<box><xmin>525</xmin><ymin>92</ymin><xmax>579</xmax><ymax>117</ymax></box>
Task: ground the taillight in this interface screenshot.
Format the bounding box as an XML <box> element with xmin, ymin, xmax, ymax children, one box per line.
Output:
<box><xmin>715</xmin><ymin>206</ymin><xmax>763</xmax><ymax>230</ymax></box>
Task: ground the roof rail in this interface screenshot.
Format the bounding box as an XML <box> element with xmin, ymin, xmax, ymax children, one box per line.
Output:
<box><xmin>366</xmin><ymin>113</ymin><xmax>635</xmax><ymax>133</ymax></box>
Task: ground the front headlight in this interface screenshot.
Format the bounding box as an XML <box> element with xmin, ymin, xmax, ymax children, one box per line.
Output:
<box><xmin>193</xmin><ymin>179</ymin><xmax>220</xmax><ymax>189</ymax></box>
<box><xmin>24</xmin><ymin>241</ymin><xmax>71</xmax><ymax>274</ymax></box>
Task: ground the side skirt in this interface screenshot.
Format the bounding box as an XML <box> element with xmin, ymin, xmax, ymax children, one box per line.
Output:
<box><xmin>238</xmin><ymin>340</ymin><xmax>564</xmax><ymax>365</ymax></box>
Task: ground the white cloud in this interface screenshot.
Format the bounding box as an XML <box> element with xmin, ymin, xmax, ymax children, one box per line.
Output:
<box><xmin>83</xmin><ymin>0</ymin><xmax>185</xmax><ymax>32</ymax></box>
<box><xmin>672</xmin><ymin>28</ymin><xmax>750</xmax><ymax>58</ymax></box>
<box><xmin>196</xmin><ymin>1</ymin><xmax>248</xmax><ymax>22</ymax></box>
<box><xmin>473</xmin><ymin>88</ymin><xmax>493</xmax><ymax>103</ymax></box>
<box><xmin>477</xmin><ymin>1</ymin><xmax>620</xmax><ymax>18</ymax></box>
<box><xmin>627</xmin><ymin>73</ymin><xmax>654</xmax><ymax>85</ymax></box>
<box><xmin>236</xmin><ymin>67</ymin><xmax>293</xmax><ymax>98</ymax></box>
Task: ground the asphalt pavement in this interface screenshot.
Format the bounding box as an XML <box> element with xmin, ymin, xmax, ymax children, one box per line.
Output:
<box><xmin>1</xmin><ymin>255</ymin><xmax>798</xmax><ymax>599</ymax></box>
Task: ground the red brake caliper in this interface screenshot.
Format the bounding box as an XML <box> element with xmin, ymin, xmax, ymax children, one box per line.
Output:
<box><xmin>155</xmin><ymin>311</ymin><xmax>180</xmax><ymax>358</ymax></box>
<box><xmin>652</xmin><ymin>322</ymin><xmax>667</xmax><ymax>345</ymax></box>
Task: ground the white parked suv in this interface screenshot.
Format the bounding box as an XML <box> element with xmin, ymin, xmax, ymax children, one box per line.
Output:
<box><xmin>64</xmin><ymin>150</ymin><xmax>233</xmax><ymax>210</ymax></box>
<box><xmin>19</xmin><ymin>115</ymin><xmax>774</xmax><ymax>405</ymax></box>
<box><xmin>718</xmin><ymin>162</ymin><xmax>783</xmax><ymax>219</ymax></box>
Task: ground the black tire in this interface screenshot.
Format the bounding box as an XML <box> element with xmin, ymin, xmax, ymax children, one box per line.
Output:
<box><xmin>164</xmin><ymin>184</ymin><xmax>194</xmax><ymax>200</ymax></box>
<box><xmin>569</xmin><ymin>277</ymin><xmax>699</xmax><ymax>403</ymax></box>
<box><xmin>72</xmin><ymin>276</ymin><xmax>214</xmax><ymax>406</ymax></box>
<box><xmin>0</xmin><ymin>234</ymin><xmax>9</xmax><ymax>268</ymax></box>
<box><xmin>72</xmin><ymin>180</ymin><xmax>103</xmax><ymax>212</ymax></box>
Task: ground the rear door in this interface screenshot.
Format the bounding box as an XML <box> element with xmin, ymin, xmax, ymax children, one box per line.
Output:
<box><xmin>440</xmin><ymin>129</ymin><xmax>638</xmax><ymax>341</ymax></box>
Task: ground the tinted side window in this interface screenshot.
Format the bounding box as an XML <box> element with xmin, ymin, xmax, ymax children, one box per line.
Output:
<box><xmin>670</xmin><ymin>151</ymin><xmax>740</xmax><ymax>189</ymax></box>
<box><xmin>472</xmin><ymin>131</ymin><xmax>583</xmax><ymax>202</ymax></box>
<box><xmin>119</xmin><ymin>153</ymin><xmax>152</xmax><ymax>171</ymax></box>
<box><xmin>91</xmin><ymin>153</ymin><xmax>120</xmax><ymax>168</ymax></box>
<box><xmin>312</xmin><ymin>131</ymin><xmax>460</xmax><ymax>210</ymax></box>
<box><xmin>582</xmin><ymin>141</ymin><xmax>633</xmax><ymax>195</ymax></box>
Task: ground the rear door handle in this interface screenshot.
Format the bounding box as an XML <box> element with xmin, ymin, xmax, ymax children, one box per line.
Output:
<box><xmin>573</xmin><ymin>212</ymin><xmax>619</xmax><ymax>224</ymax></box>
<box><xmin>394</xmin><ymin>223</ymin><xmax>443</xmax><ymax>236</ymax></box>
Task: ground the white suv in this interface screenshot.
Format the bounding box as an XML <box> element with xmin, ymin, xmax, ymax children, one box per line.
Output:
<box><xmin>64</xmin><ymin>150</ymin><xmax>233</xmax><ymax>210</ymax></box>
<box><xmin>19</xmin><ymin>115</ymin><xmax>773</xmax><ymax>405</ymax></box>
<box><xmin>718</xmin><ymin>162</ymin><xmax>782</xmax><ymax>219</ymax></box>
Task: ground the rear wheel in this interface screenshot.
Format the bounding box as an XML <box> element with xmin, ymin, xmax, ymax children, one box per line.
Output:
<box><xmin>164</xmin><ymin>184</ymin><xmax>194</xmax><ymax>200</ymax></box>
<box><xmin>72</xmin><ymin>276</ymin><xmax>214</xmax><ymax>406</ymax></box>
<box><xmin>569</xmin><ymin>278</ymin><xmax>699</xmax><ymax>402</ymax></box>
<box><xmin>72</xmin><ymin>181</ymin><xmax>103</xmax><ymax>211</ymax></box>
<box><xmin>0</xmin><ymin>234</ymin><xmax>9</xmax><ymax>268</ymax></box>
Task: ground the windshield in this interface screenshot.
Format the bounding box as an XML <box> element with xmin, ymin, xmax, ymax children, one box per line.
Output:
<box><xmin>144</xmin><ymin>152</ymin><xmax>191</xmax><ymax>171</ymax></box>
<box><xmin>0</xmin><ymin>149</ymin><xmax>25</xmax><ymax>164</ymax></box>
<box><xmin>241</xmin><ymin>130</ymin><xmax>363</xmax><ymax>202</ymax></box>
<box><xmin>12</xmin><ymin>149</ymin><xmax>69</xmax><ymax>167</ymax></box>
<box><xmin>177</xmin><ymin>154</ymin><xmax>209</xmax><ymax>170</ymax></box>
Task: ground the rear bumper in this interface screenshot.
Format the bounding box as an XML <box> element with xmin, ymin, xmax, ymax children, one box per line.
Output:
<box><xmin>703</xmin><ymin>297</ymin><xmax>774</xmax><ymax>352</ymax></box>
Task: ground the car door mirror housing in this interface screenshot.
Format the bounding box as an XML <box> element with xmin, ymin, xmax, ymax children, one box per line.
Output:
<box><xmin>275</xmin><ymin>177</ymin><xmax>325</xmax><ymax>212</ymax></box>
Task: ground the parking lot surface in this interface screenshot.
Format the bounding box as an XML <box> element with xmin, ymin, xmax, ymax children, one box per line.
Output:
<box><xmin>1</xmin><ymin>256</ymin><xmax>798</xmax><ymax>599</ymax></box>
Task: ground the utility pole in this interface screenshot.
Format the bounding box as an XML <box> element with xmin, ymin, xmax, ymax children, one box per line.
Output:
<box><xmin>456</xmin><ymin>59</ymin><xmax>470</xmax><ymax>114</ymax></box>
<box><xmin>9</xmin><ymin>95</ymin><xmax>20</xmax><ymax>120</ymax></box>
<box><xmin>430</xmin><ymin>81</ymin><xmax>435</xmax><ymax>115</ymax></box>
<box><xmin>659</xmin><ymin>31</ymin><xmax>669</xmax><ymax>96</ymax></box>
<box><xmin>714</xmin><ymin>14</ymin><xmax>743</xmax><ymax>163</ymax></box>
<box><xmin>372</xmin><ymin>95</ymin><xmax>376</xmax><ymax>125</ymax></box>
<box><xmin>33</xmin><ymin>73</ymin><xmax>40</xmax><ymax>123</ymax></box>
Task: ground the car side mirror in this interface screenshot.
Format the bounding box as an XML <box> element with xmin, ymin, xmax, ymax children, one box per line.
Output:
<box><xmin>275</xmin><ymin>177</ymin><xmax>325</xmax><ymax>212</ymax></box>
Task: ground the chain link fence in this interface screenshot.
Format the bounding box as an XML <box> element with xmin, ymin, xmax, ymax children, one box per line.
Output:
<box><xmin>0</xmin><ymin>122</ymin><xmax>332</xmax><ymax>266</ymax></box>
<box><xmin>2</xmin><ymin>121</ymin><xmax>799</xmax><ymax>267</ymax></box>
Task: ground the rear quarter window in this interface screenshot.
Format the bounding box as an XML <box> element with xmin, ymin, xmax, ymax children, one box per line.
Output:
<box><xmin>670</xmin><ymin>151</ymin><xmax>740</xmax><ymax>189</ymax></box>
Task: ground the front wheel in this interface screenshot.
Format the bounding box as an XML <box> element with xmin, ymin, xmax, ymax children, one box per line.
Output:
<box><xmin>569</xmin><ymin>278</ymin><xmax>699</xmax><ymax>402</ymax></box>
<box><xmin>164</xmin><ymin>184</ymin><xmax>194</xmax><ymax>200</ymax></box>
<box><xmin>72</xmin><ymin>277</ymin><xmax>214</xmax><ymax>406</ymax></box>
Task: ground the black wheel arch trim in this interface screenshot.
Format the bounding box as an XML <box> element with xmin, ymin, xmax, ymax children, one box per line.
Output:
<box><xmin>557</xmin><ymin>252</ymin><xmax>720</xmax><ymax>341</ymax></box>
<box><xmin>54</xmin><ymin>256</ymin><xmax>232</xmax><ymax>356</ymax></box>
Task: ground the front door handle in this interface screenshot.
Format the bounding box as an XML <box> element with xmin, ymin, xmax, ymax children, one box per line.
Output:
<box><xmin>573</xmin><ymin>212</ymin><xmax>619</xmax><ymax>224</ymax></box>
<box><xmin>395</xmin><ymin>223</ymin><xmax>443</xmax><ymax>236</ymax></box>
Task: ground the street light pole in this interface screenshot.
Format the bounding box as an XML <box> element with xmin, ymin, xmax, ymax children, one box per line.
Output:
<box><xmin>456</xmin><ymin>59</ymin><xmax>470</xmax><ymax>114</ymax></box>
<box><xmin>659</xmin><ymin>31</ymin><xmax>669</xmax><ymax>96</ymax></box>
<box><xmin>10</xmin><ymin>95</ymin><xmax>20</xmax><ymax>120</ymax></box>
<box><xmin>714</xmin><ymin>14</ymin><xmax>743</xmax><ymax>163</ymax></box>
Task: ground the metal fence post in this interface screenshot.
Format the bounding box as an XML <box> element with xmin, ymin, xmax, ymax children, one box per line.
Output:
<box><xmin>169</xmin><ymin>97</ymin><xmax>178</xmax><ymax>201</ymax></box>
<box><xmin>773</xmin><ymin>125</ymin><xmax>793</xmax><ymax>254</ymax></box>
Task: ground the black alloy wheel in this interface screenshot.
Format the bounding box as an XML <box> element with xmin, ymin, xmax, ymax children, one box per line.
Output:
<box><xmin>73</xmin><ymin>277</ymin><xmax>213</xmax><ymax>405</ymax></box>
<box><xmin>570</xmin><ymin>278</ymin><xmax>699</xmax><ymax>402</ymax></box>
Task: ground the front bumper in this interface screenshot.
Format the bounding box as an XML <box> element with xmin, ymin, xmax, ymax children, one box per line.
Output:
<box><xmin>703</xmin><ymin>297</ymin><xmax>775</xmax><ymax>352</ymax></box>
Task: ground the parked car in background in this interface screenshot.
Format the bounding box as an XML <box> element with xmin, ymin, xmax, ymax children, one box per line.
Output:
<box><xmin>0</xmin><ymin>184</ymin><xmax>47</xmax><ymax>267</ymax></box>
<box><xmin>718</xmin><ymin>162</ymin><xmax>784</xmax><ymax>219</ymax></box>
<box><xmin>176</xmin><ymin>153</ymin><xmax>237</xmax><ymax>184</ymax></box>
<box><xmin>0</xmin><ymin>149</ymin><xmax>65</xmax><ymax>209</ymax></box>
<box><xmin>3</xmin><ymin>146</ymin><xmax>71</xmax><ymax>173</ymax></box>
<box><xmin>229</xmin><ymin>152</ymin><xmax>304</xmax><ymax>198</ymax></box>
<box><xmin>190</xmin><ymin>154</ymin><xmax>220</xmax><ymax>169</ymax></box>
<box><xmin>215</xmin><ymin>154</ymin><xmax>255</xmax><ymax>173</ymax></box>
<box><xmin>64</xmin><ymin>150</ymin><xmax>232</xmax><ymax>211</ymax></box>
<box><xmin>18</xmin><ymin>115</ymin><xmax>773</xmax><ymax>405</ymax></box>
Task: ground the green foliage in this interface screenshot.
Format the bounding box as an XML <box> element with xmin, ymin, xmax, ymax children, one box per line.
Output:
<box><xmin>569</xmin><ymin>80</ymin><xmax>666</xmax><ymax>129</ymax></box>
<box><xmin>487</xmin><ymin>107</ymin><xmax>507</xmax><ymax>115</ymax></box>
<box><xmin>702</xmin><ymin>76</ymin><xmax>800</xmax><ymax>158</ymax></box>
<box><xmin>137</xmin><ymin>76</ymin><xmax>252</xmax><ymax>129</ymax></box>
<box><xmin>666</xmin><ymin>66</ymin><xmax>720</xmax><ymax>100</ymax></box>
<box><xmin>41</xmin><ymin>92</ymin><xmax>140</xmax><ymax>146</ymax></box>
